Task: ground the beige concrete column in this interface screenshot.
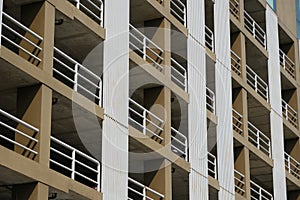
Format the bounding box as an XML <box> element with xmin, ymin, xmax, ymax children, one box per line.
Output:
<box><xmin>16</xmin><ymin>85</ymin><xmax>52</xmax><ymax>166</ymax></box>
<box><xmin>147</xmin><ymin>160</ymin><xmax>172</xmax><ymax>200</ymax></box>
<box><xmin>233</xmin><ymin>88</ymin><xmax>248</xmax><ymax>137</ymax></box>
<box><xmin>234</xmin><ymin>147</ymin><xmax>250</xmax><ymax>199</ymax></box>
<box><xmin>231</xmin><ymin>33</ymin><xmax>244</xmax><ymax>79</ymax></box>
<box><xmin>145</xmin><ymin>87</ymin><xmax>171</xmax><ymax>146</ymax></box>
<box><xmin>22</xmin><ymin>2</ymin><xmax>55</xmax><ymax>73</ymax></box>
<box><xmin>28</xmin><ymin>182</ymin><xmax>49</xmax><ymax>200</ymax></box>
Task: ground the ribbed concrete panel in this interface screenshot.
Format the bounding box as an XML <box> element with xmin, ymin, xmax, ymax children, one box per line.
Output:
<box><xmin>187</xmin><ymin>0</ymin><xmax>205</xmax><ymax>45</ymax></box>
<box><xmin>187</xmin><ymin>32</ymin><xmax>208</xmax><ymax>200</ymax></box>
<box><xmin>187</xmin><ymin>36</ymin><xmax>207</xmax><ymax>176</ymax></box>
<box><xmin>101</xmin><ymin>0</ymin><xmax>129</xmax><ymax>199</ymax></box>
<box><xmin>266</xmin><ymin>6</ymin><xmax>287</xmax><ymax>200</ymax></box>
<box><xmin>189</xmin><ymin>169</ymin><xmax>208</xmax><ymax>200</ymax></box>
<box><xmin>266</xmin><ymin>6</ymin><xmax>282</xmax><ymax>115</ymax></box>
<box><xmin>214</xmin><ymin>0</ymin><xmax>235</xmax><ymax>198</ymax></box>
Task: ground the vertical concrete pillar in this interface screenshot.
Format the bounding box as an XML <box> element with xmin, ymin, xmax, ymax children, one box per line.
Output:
<box><xmin>187</xmin><ymin>0</ymin><xmax>208</xmax><ymax>198</ymax></box>
<box><xmin>266</xmin><ymin>5</ymin><xmax>287</xmax><ymax>200</ymax></box>
<box><xmin>101</xmin><ymin>0</ymin><xmax>129</xmax><ymax>199</ymax></box>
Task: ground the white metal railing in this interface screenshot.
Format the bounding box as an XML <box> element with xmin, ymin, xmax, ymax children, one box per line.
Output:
<box><xmin>0</xmin><ymin>108</ymin><xmax>39</xmax><ymax>157</ymax></box>
<box><xmin>229</xmin><ymin>0</ymin><xmax>240</xmax><ymax>19</ymax></box>
<box><xmin>231</xmin><ymin>50</ymin><xmax>242</xmax><ymax>76</ymax></box>
<box><xmin>129</xmin><ymin>24</ymin><xmax>164</xmax><ymax>72</ymax></box>
<box><xmin>250</xmin><ymin>180</ymin><xmax>273</xmax><ymax>200</ymax></box>
<box><xmin>68</xmin><ymin>0</ymin><xmax>103</xmax><ymax>26</ymax></box>
<box><xmin>285</xmin><ymin>152</ymin><xmax>300</xmax><ymax>179</ymax></box>
<box><xmin>244</xmin><ymin>10</ymin><xmax>266</xmax><ymax>48</ymax></box>
<box><xmin>248</xmin><ymin>122</ymin><xmax>271</xmax><ymax>157</ymax></box>
<box><xmin>53</xmin><ymin>47</ymin><xmax>102</xmax><ymax>106</ymax></box>
<box><xmin>282</xmin><ymin>99</ymin><xmax>298</xmax><ymax>128</ymax></box>
<box><xmin>1</xmin><ymin>12</ymin><xmax>43</xmax><ymax>66</ymax></box>
<box><xmin>279</xmin><ymin>49</ymin><xmax>295</xmax><ymax>78</ymax></box>
<box><xmin>208</xmin><ymin>152</ymin><xmax>217</xmax><ymax>179</ymax></box>
<box><xmin>232</xmin><ymin>109</ymin><xmax>243</xmax><ymax>134</ymax></box>
<box><xmin>129</xmin><ymin>98</ymin><xmax>164</xmax><ymax>143</ymax></box>
<box><xmin>246</xmin><ymin>65</ymin><xmax>269</xmax><ymax>102</ymax></box>
<box><xmin>170</xmin><ymin>0</ymin><xmax>186</xmax><ymax>26</ymax></box>
<box><xmin>128</xmin><ymin>177</ymin><xmax>164</xmax><ymax>200</ymax></box>
<box><xmin>171</xmin><ymin>57</ymin><xmax>187</xmax><ymax>91</ymax></box>
<box><xmin>50</xmin><ymin>136</ymin><xmax>101</xmax><ymax>191</ymax></box>
<box><xmin>206</xmin><ymin>87</ymin><xmax>215</xmax><ymax>114</ymax></box>
<box><xmin>205</xmin><ymin>25</ymin><xmax>214</xmax><ymax>52</ymax></box>
<box><xmin>171</xmin><ymin>127</ymin><xmax>188</xmax><ymax>161</ymax></box>
<box><xmin>234</xmin><ymin>169</ymin><xmax>245</xmax><ymax>196</ymax></box>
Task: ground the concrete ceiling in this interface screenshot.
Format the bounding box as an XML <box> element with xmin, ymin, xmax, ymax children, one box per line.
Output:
<box><xmin>130</xmin><ymin>0</ymin><xmax>163</xmax><ymax>25</ymax></box>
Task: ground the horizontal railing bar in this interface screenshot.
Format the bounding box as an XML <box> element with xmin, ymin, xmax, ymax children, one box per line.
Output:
<box><xmin>2</xmin><ymin>35</ymin><xmax>41</xmax><ymax>62</ymax></box>
<box><xmin>0</xmin><ymin>134</ymin><xmax>38</xmax><ymax>155</ymax></box>
<box><xmin>3</xmin><ymin>12</ymin><xmax>43</xmax><ymax>41</ymax></box>
<box><xmin>0</xmin><ymin>109</ymin><xmax>39</xmax><ymax>132</ymax></box>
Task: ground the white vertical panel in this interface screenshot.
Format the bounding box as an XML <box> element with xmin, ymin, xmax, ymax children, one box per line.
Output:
<box><xmin>187</xmin><ymin>0</ymin><xmax>208</xmax><ymax>199</ymax></box>
<box><xmin>266</xmin><ymin>5</ymin><xmax>287</xmax><ymax>200</ymax></box>
<box><xmin>214</xmin><ymin>0</ymin><xmax>235</xmax><ymax>198</ymax></box>
<box><xmin>101</xmin><ymin>0</ymin><xmax>129</xmax><ymax>199</ymax></box>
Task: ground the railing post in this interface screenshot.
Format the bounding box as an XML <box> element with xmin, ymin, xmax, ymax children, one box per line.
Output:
<box><xmin>256</xmin><ymin>131</ymin><xmax>260</xmax><ymax>150</ymax></box>
<box><xmin>252</xmin><ymin>21</ymin><xmax>256</xmax><ymax>39</ymax></box>
<box><xmin>143</xmin><ymin>37</ymin><xmax>147</xmax><ymax>60</ymax></box>
<box><xmin>254</xmin><ymin>74</ymin><xmax>258</xmax><ymax>92</ymax></box>
<box><xmin>71</xmin><ymin>150</ymin><xmax>76</xmax><ymax>180</ymax></box>
<box><xmin>76</xmin><ymin>0</ymin><xmax>80</xmax><ymax>9</ymax></box>
<box><xmin>0</xmin><ymin>0</ymin><xmax>3</xmax><ymax>47</ymax></box>
<box><xmin>143</xmin><ymin>187</ymin><xmax>146</xmax><ymax>200</ymax></box>
<box><xmin>185</xmin><ymin>139</ymin><xmax>188</xmax><ymax>161</ymax></box>
<box><xmin>74</xmin><ymin>64</ymin><xmax>79</xmax><ymax>91</ymax></box>
<box><xmin>259</xmin><ymin>188</ymin><xmax>262</xmax><ymax>200</ymax></box>
<box><xmin>97</xmin><ymin>163</ymin><xmax>101</xmax><ymax>191</ymax></box>
<box><xmin>287</xmin><ymin>155</ymin><xmax>291</xmax><ymax>174</ymax></box>
<box><xmin>143</xmin><ymin>110</ymin><xmax>147</xmax><ymax>135</ymax></box>
<box><xmin>98</xmin><ymin>80</ymin><xmax>102</xmax><ymax>106</ymax></box>
<box><xmin>100</xmin><ymin>1</ymin><xmax>104</xmax><ymax>27</ymax></box>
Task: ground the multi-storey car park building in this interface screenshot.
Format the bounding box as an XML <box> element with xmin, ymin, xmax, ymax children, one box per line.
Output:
<box><xmin>0</xmin><ymin>0</ymin><xmax>300</xmax><ymax>199</ymax></box>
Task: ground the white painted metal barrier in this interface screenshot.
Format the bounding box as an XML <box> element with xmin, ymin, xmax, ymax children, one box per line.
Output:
<box><xmin>0</xmin><ymin>108</ymin><xmax>39</xmax><ymax>157</ymax></box>
<box><xmin>231</xmin><ymin>50</ymin><xmax>242</xmax><ymax>76</ymax></box>
<box><xmin>205</xmin><ymin>25</ymin><xmax>214</xmax><ymax>52</ymax></box>
<box><xmin>129</xmin><ymin>98</ymin><xmax>164</xmax><ymax>143</ymax></box>
<box><xmin>129</xmin><ymin>24</ymin><xmax>164</xmax><ymax>72</ymax></box>
<box><xmin>171</xmin><ymin>127</ymin><xmax>188</xmax><ymax>161</ymax></box>
<box><xmin>128</xmin><ymin>177</ymin><xmax>164</xmax><ymax>200</ymax></box>
<box><xmin>1</xmin><ymin>12</ymin><xmax>43</xmax><ymax>66</ymax></box>
<box><xmin>285</xmin><ymin>152</ymin><xmax>300</xmax><ymax>179</ymax></box>
<box><xmin>248</xmin><ymin>122</ymin><xmax>271</xmax><ymax>157</ymax></box>
<box><xmin>232</xmin><ymin>109</ymin><xmax>243</xmax><ymax>134</ymax></box>
<box><xmin>244</xmin><ymin>10</ymin><xmax>266</xmax><ymax>48</ymax></box>
<box><xmin>250</xmin><ymin>180</ymin><xmax>273</xmax><ymax>200</ymax></box>
<box><xmin>171</xmin><ymin>57</ymin><xmax>187</xmax><ymax>91</ymax></box>
<box><xmin>282</xmin><ymin>99</ymin><xmax>298</xmax><ymax>128</ymax></box>
<box><xmin>246</xmin><ymin>65</ymin><xmax>269</xmax><ymax>102</ymax></box>
<box><xmin>234</xmin><ymin>169</ymin><xmax>245</xmax><ymax>196</ymax></box>
<box><xmin>206</xmin><ymin>87</ymin><xmax>215</xmax><ymax>114</ymax></box>
<box><xmin>53</xmin><ymin>47</ymin><xmax>102</xmax><ymax>106</ymax></box>
<box><xmin>208</xmin><ymin>152</ymin><xmax>217</xmax><ymax>179</ymax></box>
<box><xmin>68</xmin><ymin>0</ymin><xmax>104</xmax><ymax>26</ymax></box>
<box><xmin>279</xmin><ymin>49</ymin><xmax>295</xmax><ymax>78</ymax></box>
<box><xmin>170</xmin><ymin>0</ymin><xmax>186</xmax><ymax>26</ymax></box>
<box><xmin>229</xmin><ymin>0</ymin><xmax>240</xmax><ymax>19</ymax></box>
<box><xmin>50</xmin><ymin>136</ymin><xmax>101</xmax><ymax>191</ymax></box>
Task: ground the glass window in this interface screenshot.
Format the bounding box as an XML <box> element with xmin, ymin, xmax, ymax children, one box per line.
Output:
<box><xmin>266</xmin><ymin>0</ymin><xmax>276</xmax><ymax>10</ymax></box>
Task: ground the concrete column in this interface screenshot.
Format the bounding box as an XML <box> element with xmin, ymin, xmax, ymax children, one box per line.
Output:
<box><xmin>266</xmin><ymin>5</ymin><xmax>287</xmax><ymax>200</ymax></box>
<box><xmin>187</xmin><ymin>0</ymin><xmax>208</xmax><ymax>198</ymax></box>
<box><xmin>16</xmin><ymin>85</ymin><xmax>52</xmax><ymax>166</ymax></box>
<box><xmin>101</xmin><ymin>0</ymin><xmax>129</xmax><ymax>199</ymax></box>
